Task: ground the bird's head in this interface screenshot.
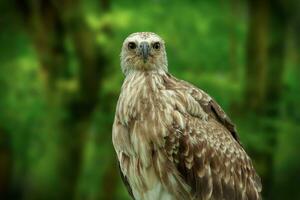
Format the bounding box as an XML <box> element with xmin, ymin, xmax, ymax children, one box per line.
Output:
<box><xmin>120</xmin><ymin>32</ymin><xmax>168</xmax><ymax>75</ymax></box>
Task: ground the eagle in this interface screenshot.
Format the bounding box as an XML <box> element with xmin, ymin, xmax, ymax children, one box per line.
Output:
<box><xmin>112</xmin><ymin>32</ymin><xmax>262</xmax><ymax>200</ymax></box>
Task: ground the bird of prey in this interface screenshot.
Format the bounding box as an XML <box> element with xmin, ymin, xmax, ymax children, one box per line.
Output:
<box><xmin>112</xmin><ymin>32</ymin><xmax>262</xmax><ymax>200</ymax></box>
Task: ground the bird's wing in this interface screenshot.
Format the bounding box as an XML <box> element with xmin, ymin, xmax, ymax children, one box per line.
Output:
<box><xmin>118</xmin><ymin>161</ymin><xmax>135</xmax><ymax>199</ymax></box>
<box><xmin>162</xmin><ymin>73</ymin><xmax>262</xmax><ymax>200</ymax></box>
<box><xmin>165</xmin><ymin>73</ymin><xmax>240</xmax><ymax>143</ymax></box>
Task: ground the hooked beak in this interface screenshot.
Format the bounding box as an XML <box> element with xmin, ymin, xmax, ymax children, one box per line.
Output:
<box><xmin>139</xmin><ymin>42</ymin><xmax>150</xmax><ymax>63</ymax></box>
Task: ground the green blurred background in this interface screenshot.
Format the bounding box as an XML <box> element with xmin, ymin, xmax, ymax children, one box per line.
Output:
<box><xmin>0</xmin><ymin>0</ymin><xmax>300</xmax><ymax>199</ymax></box>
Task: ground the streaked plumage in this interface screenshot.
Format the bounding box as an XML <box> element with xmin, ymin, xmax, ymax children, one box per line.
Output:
<box><xmin>112</xmin><ymin>32</ymin><xmax>262</xmax><ymax>200</ymax></box>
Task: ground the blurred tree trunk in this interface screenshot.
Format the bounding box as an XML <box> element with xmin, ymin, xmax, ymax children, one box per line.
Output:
<box><xmin>244</xmin><ymin>0</ymin><xmax>269</xmax><ymax>113</ymax></box>
<box><xmin>0</xmin><ymin>127</ymin><xmax>13</xmax><ymax>200</ymax></box>
<box><xmin>229</xmin><ymin>0</ymin><xmax>239</xmax><ymax>79</ymax></box>
<box><xmin>245</xmin><ymin>0</ymin><xmax>288</xmax><ymax>199</ymax></box>
<box><xmin>101</xmin><ymin>159</ymin><xmax>119</xmax><ymax>200</ymax></box>
<box><xmin>263</xmin><ymin>2</ymin><xmax>288</xmax><ymax>198</ymax></box>
<box><xmin>15</xmin><ymin>0</ymin><xmax>68</xmax><ymax>89</ymax></box>
<box><xmin>59</xmin><ymin>1</ymin><xmax>111</xmax><ymax>198</ymax></box>
<box><xmin>14</xmin><ymin>1</ymin><xmax>68</xmax><ymax>199</ymax></box>
<box><xmin>15</xmin><ymin>0</ymin><xmax>112</xmax><ymax>199</ymax></box>
<box><xmin>245</xmin><ymin>0</ymin><xmax>288</xmax><ymax>113</ymax></box>
<box><xmin>227</xmin><ymin>0</ymin><xmax>242</xmax><ymax>116</ymax></box>
<box><xmin>265</xmin><ymin>2</ymin><xmax>288</xmax><ymax>116</ymax></box>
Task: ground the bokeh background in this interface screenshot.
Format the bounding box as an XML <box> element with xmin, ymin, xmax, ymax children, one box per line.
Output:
<box><xmin>1</xmin><ymin>0</ymin><xmax>300</xmax><ymax>199</ymax></box>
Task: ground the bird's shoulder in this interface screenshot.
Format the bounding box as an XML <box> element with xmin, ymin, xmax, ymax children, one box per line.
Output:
<box><xmin>162</xmin><ymin>72</ymin><xmax>240</xmax><ymax>142</ymax></box>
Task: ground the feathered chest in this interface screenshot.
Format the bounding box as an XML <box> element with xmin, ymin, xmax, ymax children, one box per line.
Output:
<box><xmin>115</xmin><ymin>71</ymin><xmax>209</xmax><ymax>150</ymax></box>
<box><xmin>114</xmin><ymin>71</ymin><xmax>209</xmax><ymax>165</ymax></box>
<box><xmin>117</xmin><ymin>71</ymin><xmax>174</xmax><ymax>129</ymax></box>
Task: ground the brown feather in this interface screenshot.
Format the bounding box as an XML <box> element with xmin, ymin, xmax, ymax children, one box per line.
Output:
<box><xmin>113</xmin><ymin>66</ymin><xmax>262</xmax><ymax>200</ymax></box>
<box><xmin>162</xmin><ymin>73</ymin><xmax>262</xmax><ymax>200</ymax></box>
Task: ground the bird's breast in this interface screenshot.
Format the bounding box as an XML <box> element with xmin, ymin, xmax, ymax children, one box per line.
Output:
<box><xmin>117</xmin><ymin>71</ymin><xmax>171</xmax><ymax>126</ymax></box>
<box><xmin>115</xmin><ymin>72</ymin><xmax>178</xmax><ymax>161</ymax></box>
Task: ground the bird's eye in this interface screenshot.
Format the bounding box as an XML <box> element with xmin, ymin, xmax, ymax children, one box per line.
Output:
<box><xmin>128</xmin><ymin>42</ymin><xmax>137</xmax><ymax>50</ymax></box>
<box><xmin>153</xmin><ymin>42</ymin><xmax>160</xmax><ymax>50</ymax></box>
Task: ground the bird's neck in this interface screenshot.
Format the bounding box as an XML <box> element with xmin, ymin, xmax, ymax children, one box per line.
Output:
<box><xmin>121</xmin><ymin>69</ymin><xmax>167</xmax><ymax>96</ymax></box>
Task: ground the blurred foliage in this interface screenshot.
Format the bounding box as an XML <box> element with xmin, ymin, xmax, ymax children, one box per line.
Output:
<box><xmin>0</xmin><ymin>0</ymin><xmax>300</xmax><ymax>200</ymax></box>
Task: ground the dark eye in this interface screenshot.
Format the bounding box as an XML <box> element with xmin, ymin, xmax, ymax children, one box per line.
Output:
<box><xmin>128</xmin><ymin>42</ymin><xmax>137</xmax><ymax>50</ymax></box>
<box><xmin>153</xmin><ymin>42</ymin><xmax>160</xmax><ymax>50</ymax></box>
